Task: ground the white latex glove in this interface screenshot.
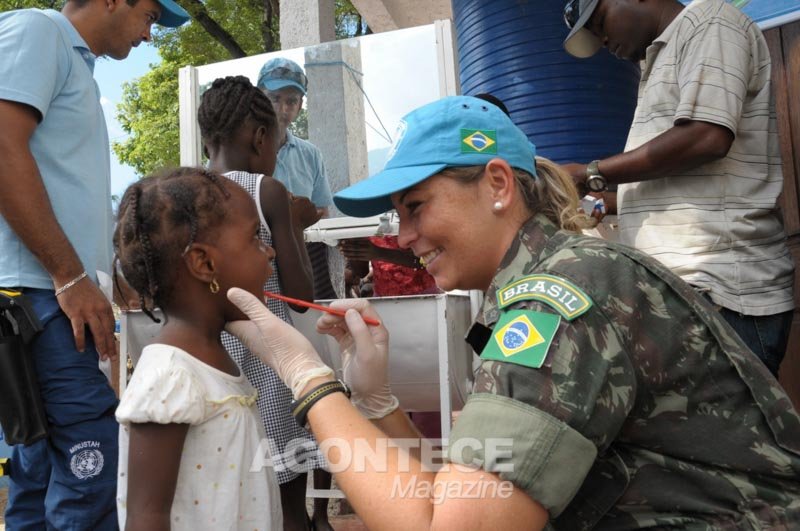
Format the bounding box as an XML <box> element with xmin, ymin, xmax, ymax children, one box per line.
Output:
<box><xmin>316</xmin><ymin>299</ymin><xmax>399</xmax><ymax>419</ymax></box>
<box><xmin>225</xmin><ymin>288</ymin><xmax>334</xmax><ymax>399</ymax></box>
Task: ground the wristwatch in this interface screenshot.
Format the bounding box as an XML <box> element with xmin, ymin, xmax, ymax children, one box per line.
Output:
<box><xmin>585</xmin><ymin>160</ymin><xmax>608</xmax><ymax>193</ymax></box>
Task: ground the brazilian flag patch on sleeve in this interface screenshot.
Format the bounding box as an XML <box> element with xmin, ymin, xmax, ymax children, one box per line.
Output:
<box><xmin>480</xmin><ymin>310</ymin><xmax>561</xmax><ymax>369</ymax></box>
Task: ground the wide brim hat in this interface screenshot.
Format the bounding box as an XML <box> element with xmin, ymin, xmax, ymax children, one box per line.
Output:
<box><xmin>563</xmin><ymin>0</ymin><xmax>603</xmax><ymax>58</ymax></box>
<box><xmin>334</xmin><ymin>96</ymin><xmax>537</xmax><ymax>217</ymax></box>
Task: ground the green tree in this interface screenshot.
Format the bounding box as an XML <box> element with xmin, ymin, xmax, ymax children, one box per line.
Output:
<box><xmin>113</xmin><ymin>0</ymin><xmax>364</xmax><ymax>176</ymax></box>
<box><xmin>0</xmin><ymin>1</ymin><xmax>60</xmax><ymax>9</ymax></box>
<box><xmin>113</xmin><ymin>0</ymin><xmax>277</xmax><ymax>174</ymax></box>
<box><xmin>336</xmin><ymin>0</ymin><xmax>370</xmax><ymax>39</ymax></box>
<box><xmin>290</xmin><ymin>108</ymin><xmax>308</xmax><ymax>140</ymax></box>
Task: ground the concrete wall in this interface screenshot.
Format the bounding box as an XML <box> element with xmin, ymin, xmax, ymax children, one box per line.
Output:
<box><xmin>305</xmin><ymin>41</ymin><xmax>369</xmax><ymax>203</ymax></box>
<box><xmin>279</xmin><ymin>0</ymin><xmax>336</xmax><ymax>49</ymax></box>
<box><xmin>349</xmin><ymin>0</ymin><xmax>452</xmax><ymax>32</ymax></box>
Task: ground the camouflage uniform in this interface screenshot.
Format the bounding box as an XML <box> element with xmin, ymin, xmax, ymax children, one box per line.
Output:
<box><xmin>448</xmin><ymin>214</ymin><xmax>800</xmax><ymax>530</ymax></box>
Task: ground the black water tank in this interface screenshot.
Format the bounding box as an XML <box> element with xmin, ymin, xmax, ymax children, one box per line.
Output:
<box><xmin>452</xmin><ymin>0</ymin><xmax>641</xmax><ymax>164</ymax></box>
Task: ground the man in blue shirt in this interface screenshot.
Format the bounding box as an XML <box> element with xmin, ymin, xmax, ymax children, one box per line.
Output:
<box><xmin>0</xmin><ymin>1</ymin><xmax>189</xmax><ymax>528</ymax></box>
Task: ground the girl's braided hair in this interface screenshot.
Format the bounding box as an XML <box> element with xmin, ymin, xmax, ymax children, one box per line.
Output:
<box><xmin>113</xmin><ymin>167</ymin><xmax>231</xmax><ymax>322</ymax></box>
<box><xmin>197</xmin><ymin>75</ymin><xmax>278</xmax><ymax>151</ymax></box>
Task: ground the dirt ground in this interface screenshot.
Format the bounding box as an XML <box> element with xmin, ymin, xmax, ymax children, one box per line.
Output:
<box><xmin>0</xmin><ymin>485</ymin><xmax>367</xmax><ymax>530</ymax></box>
<box><xmin>1</xmin><ymin>486</ymin><xmax>6</xmax><ymax>530</ymax></box>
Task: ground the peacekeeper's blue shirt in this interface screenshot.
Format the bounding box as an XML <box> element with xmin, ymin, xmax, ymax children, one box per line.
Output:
<box><xmin>0</xmin><ymin>9</ymin><xmax>112</xmax><ymax>289</ymax></box>
<box><xmin>273</xmin><ymin>130</ymin><xmax>333</xmax><ymax>208</ymax></box>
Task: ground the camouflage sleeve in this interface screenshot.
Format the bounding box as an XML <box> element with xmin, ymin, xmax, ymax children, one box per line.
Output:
<box><xmin>448</xmin><ymin>301</ymin><xmax>636</xmax><ymax>517</ymax></box>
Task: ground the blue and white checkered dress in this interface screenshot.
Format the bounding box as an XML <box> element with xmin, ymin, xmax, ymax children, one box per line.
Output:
<box><xmin>221</xmin><ymin>171</ymin><xmax>326</xmax><ymax>484</ymax></box>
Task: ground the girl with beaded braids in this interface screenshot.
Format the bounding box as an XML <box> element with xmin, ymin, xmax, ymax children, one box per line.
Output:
<box><xmin>113</xmin><ymin>167</ymin><xmax>283</xmax><ymax>530</ymax></box>
<box><xmin>198</xmin><ymin>75</ymin><xmax>336</xmax><ymax>531</ymax></box>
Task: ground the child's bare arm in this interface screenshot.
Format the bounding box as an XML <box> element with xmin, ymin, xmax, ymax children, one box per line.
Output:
<box><xmin>259</xmin><ymin>177</ymin><xmax>314</xmax><ymax>307</ymax></box>
<box><xmin>125</xmin><ymin>422</ymin><xmax>190</xmax><ymax>531</ymax></box>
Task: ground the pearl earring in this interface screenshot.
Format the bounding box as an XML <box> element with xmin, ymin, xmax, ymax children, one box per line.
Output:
<box><xmin>493</xmin><ymin>201</ymin><xmax>503</xmax><ymax>211</ymax></box>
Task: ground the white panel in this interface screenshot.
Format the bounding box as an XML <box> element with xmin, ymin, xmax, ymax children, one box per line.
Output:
<box><xmin>178</xmin><ymin>66</ymin><xmax>201</xmax><ymax>166</ymax></box>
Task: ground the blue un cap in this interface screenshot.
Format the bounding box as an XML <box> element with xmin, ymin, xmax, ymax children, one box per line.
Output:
<box><xmin>334</xmin><ymin>96</ymin><xmax>537</xmax><ymax>217</ymax></box>
<box><xmin>155</xmin><ymin>0</ymin><xmax>190</xmax><ymax>28</ymax></box>
<box><xmin>257</xmin><ymin>57</ymin><xmax>308</xmax><ymax>95</ymax></box>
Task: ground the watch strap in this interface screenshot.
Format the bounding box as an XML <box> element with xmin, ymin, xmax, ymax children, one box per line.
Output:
<box><xmin>290</xmin><ymin>379</ymin><xmax>351</xmax><ymax>427</ymax></box>
<box><xmin>586</xmin><ymin>160</ymin><xmax>602</xmax><ymax>178</ymax></box>
<box><xmin>585</xmin><ymin>160</ymin><xmax>608</xmax><ymax>192</ymax></box>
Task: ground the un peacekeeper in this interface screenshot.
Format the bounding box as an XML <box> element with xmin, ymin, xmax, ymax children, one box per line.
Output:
<box><xmin>0</xmin><ymin>1</ymin><xmax>190</xmax><ymax>528</ymax></box>
<box><xmin>222</xmin><ymin>96</ymin><xmax>800</xmax><ymax>530</ymax></box>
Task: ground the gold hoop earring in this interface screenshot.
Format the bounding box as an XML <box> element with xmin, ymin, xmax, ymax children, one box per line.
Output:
<box><xmin>209</xmin><ymin>278</ymin><xmax>220</xmax><ymax>294</ymax></box>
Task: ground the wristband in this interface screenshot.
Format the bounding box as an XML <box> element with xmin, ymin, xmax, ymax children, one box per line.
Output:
<box><xmin>290</xmin><ymin>379</ymin><xmax>351</xmax><ymax>427</ymax></box>
<box><xmin>54</xmin><ymin>271</ymin><xmax>88</xmax><ymax>297</ymax></box>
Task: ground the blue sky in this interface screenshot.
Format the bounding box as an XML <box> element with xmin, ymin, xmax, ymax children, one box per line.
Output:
<box><xmin>94</xmin><ymin>42</ymin><xmax>161</xmax><ymax>200</ymax></box>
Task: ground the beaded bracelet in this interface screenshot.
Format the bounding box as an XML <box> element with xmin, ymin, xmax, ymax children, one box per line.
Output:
<box><xmin>54</xmin><ymin>271</ymin><xmax>88</xmax><ymax>297</ymax></box>
<box><xmin>290</xmin><ymin>380</ymin><xmax>350</xmax><ymax>427</ymax></box>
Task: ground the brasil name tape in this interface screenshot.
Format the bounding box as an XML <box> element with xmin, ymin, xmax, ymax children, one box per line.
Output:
<box><xmin>496</xmin><ymin>274</ymin><xmax>592</xmax><ymax>320</ymax></box>
<box><xmin>480</xmin><ymin>310</ymin><xmax>561</xmax><ymax>369</ymax></box>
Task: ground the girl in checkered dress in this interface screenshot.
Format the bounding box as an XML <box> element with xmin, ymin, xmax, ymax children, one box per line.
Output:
<box><xmin>199</xmin><ymin>75</ymin><xmax>330</xmax><ymax>531</ymax></box>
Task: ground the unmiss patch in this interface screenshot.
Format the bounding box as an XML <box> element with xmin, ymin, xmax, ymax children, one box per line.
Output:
<box><xmin>480</xmin><ymin>310</ymin><xmax>561</xmax><ymax>369</ymax></box>
<box><xmin>496</xmin><ymin>274</ymin><xmax>592</xmax><ymax>320</ymax></box>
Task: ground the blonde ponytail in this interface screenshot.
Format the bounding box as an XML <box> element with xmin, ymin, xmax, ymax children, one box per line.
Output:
<box><xmin>520</xmin><ymin>157</ymin><xmax>593</xmax><ymax>232</ymax></box>
<box><xmin>440</xmin><ymin>157</ymin><xmax>592</xmax><ymax>232</ymax></box>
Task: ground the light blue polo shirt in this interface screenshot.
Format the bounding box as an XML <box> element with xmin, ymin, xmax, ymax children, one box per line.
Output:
<box><xmin>273</xmin><ymin>130</ymin><xmax>333</xmax><ymax>208</ymax></box>
<box><xmin>0</xmin><ymin>9</ymin><xmax>112</xmax><ymax>289</ymax></box>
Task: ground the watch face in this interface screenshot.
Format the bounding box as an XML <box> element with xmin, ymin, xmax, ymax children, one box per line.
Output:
<box><xmin>587</xmin><ymin>175</ymin><xmax>607</xmax><ymax>192</ymax></box>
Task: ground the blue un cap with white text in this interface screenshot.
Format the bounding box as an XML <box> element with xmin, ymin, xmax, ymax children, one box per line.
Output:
<box><xmin>334</xmin><ymin>96</ymin><xmax>537</xmax><ymax>217</ymax></box>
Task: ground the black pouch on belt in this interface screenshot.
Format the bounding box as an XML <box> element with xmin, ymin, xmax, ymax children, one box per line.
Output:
<box><xmin>0</xmin><ymin>289</ymin><xmax>48</xmax><ymax>446</ymax></box>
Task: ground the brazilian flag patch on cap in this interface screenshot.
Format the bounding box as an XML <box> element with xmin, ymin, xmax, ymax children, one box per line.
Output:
<box><xmin>461</xmin><ymin>129</ymin><xmax>497</xmax><ymax>154</ymax></box>
<box><xmin>480</xmin><ymin>310</ymin><xmax>561</xmax><ymax>369</ymax></box>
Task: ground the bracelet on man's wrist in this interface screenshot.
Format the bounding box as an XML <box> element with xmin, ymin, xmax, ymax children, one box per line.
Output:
<box><xmin>54</xmin><ymin>271</ymin><xmax>88</xmax><ymax>297</ymax></box>
<box><xmin>290</xmin><ymin>379</ymin><xmax>351</xmax><ymax>427</ymax></box>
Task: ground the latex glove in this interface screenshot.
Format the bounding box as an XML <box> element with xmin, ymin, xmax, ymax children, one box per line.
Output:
<box><xmin>225</xmin><ymin>288</ymin><xmax>334</xmax><ymax>399</ymax></box>
<box><xmin>316</xmin><ymin>299</ymin><xmax>399</xmax><ymax>419</ymax></box>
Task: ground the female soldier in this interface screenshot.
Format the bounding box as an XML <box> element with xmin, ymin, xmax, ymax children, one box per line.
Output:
<box><xmin>225</xmin><ymin>96</ymin><xmax>800</xmax><ymax>530</ymax></box>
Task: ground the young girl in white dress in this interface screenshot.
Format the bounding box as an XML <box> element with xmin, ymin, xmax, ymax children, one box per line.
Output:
<box><xmin>113</xmin><ymin>167</ymin><xmax>282</xmax><ymax>530</ymax></box>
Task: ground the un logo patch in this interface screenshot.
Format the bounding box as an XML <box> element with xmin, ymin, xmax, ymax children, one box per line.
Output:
<box><xmin>69</xmin><ymin>441</ymin><xmax>105</xmax><ymax>480</ymax></box>
<box><xmin>386</xmin><ymin>120</ymin><xmax>408</xmax><ymax>163</ymax></box>
<box><xmin>71</xmin><ymin>448</ymin><xmax>104</xmax><ymax>479</ymax></box>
